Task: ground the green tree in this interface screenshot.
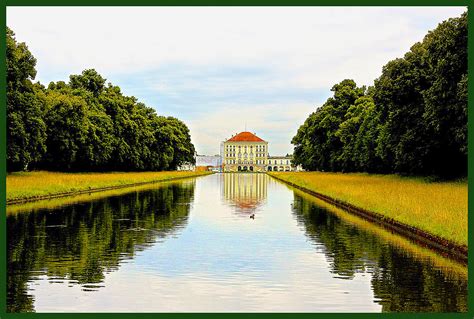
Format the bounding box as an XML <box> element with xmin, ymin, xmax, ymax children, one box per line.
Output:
<box><xmin>421</xmin><ymin>12</ymin><xmax>467</xmax><ymax>176</ymax></box>
<box><xmin>5</xmin><ymin>28</ymin><xmax>202</xmax><ymax>173</ymax></box>
<box><xmin>69</xmin><ymin>69</ymin><xmax>106</xmax><ymax>96</ymax></box>
<box><xmin>372</xmin><ymin>44</ymin><xmax>432</xmax><ymax>175</ymax></box>
<box><xmin>292</xmin><ymin>12</ymin><xmax>467</xmax><ymax>177</ymax></box>
<box><xmin>292</xmin><ymin>79</ymin><xmax>365</xmax><ymax>171</ymax></box>
<box><xmin>154</xmin><ymin>116</ymin><xmax>196</xmax><ymax>170</ymax></box>
<box><xmin>372</xmin><ymin>12</ymin><xmax>467</xmax><ymax>177</ymax></box>
<box><xmin>42</xmin><ymin>89</ymin><xmax>90</xmax><ymax>169</ymax></box>
<box><xmin>6</xmin><ymin>27</ymin><xmax>46</xmax><ymax>171</ymax></box>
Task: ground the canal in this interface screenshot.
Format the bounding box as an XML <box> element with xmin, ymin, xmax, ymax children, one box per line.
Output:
<box><xmin>7</xmin><ymin>173</ymin><xmax>467</xmax><ymax>312</ymax></box>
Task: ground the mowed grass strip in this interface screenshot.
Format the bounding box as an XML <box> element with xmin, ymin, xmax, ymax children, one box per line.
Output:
<box><xmin>268</xmin><ymin>172</ymin><xmax>467</xmax><ymax>246</ymax></box>
<box><xmin>7</xmin><ymin>170</ymin><xmax>212</xmax><ymax>202</ymax></box>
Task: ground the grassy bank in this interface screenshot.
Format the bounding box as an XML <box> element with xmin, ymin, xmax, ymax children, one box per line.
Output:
<box><xmin>7</xmin><ymin>170</ymin><xmax>212</xmax><ymax>203</ymax></box>
<box><xmin>7</xmin><ymin>179</ymin><xmax>195</xmax><ymax>215</ymax></box>
<box><xmin>268</xmin><ymin>172</ymin><xmax>467</xmax><ymax>247</ymax></box>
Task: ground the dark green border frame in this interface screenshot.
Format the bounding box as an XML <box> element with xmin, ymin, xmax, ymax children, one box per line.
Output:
<box><xmin>0</xmin><ymin>1</ymin><xmax>471</xmax><ymax>318</ymax></box>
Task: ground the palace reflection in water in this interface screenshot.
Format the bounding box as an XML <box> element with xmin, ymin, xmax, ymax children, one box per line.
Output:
<box><xmin>222</xmin><ymin>173</ymin><xmax>267</xmax><ymax>215</ymax></box>
<box><xmin>6</xmin><ymin>174</ymin><xmax>467</xmax><ymax>312</ymax></box>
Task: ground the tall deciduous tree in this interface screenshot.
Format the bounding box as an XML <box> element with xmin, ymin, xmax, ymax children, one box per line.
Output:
<box><xmin>6</xmin><ymin>27</ymin><xmax>47</xmax><ymax>171</ymax></box>
<box><xmin>292</xmin><ymin>12</ymin><xmax>467</xmax><ymax>178</ymax></box>
<box><xmin>6</xmin><ymin>27</ymin><xmax>197</xmax><ymax>172</ymax></box>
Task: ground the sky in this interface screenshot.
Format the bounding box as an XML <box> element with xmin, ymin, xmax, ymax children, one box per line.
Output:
<box><xmin>7</xmin><ymin>7</ymin><xmax>466</xmax><ymax>156</ymax></box>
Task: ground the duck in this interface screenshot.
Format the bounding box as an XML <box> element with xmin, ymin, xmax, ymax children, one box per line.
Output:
<box><xmin>250</xmin><ymin>214</ymin><xmax>255</xmax><ymax>219</ymax></box>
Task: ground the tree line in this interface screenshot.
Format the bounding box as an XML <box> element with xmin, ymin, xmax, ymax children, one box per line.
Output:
<box><xmin>7</xmin><ymin>27</ymin><xmax>196</xmax><ymax>172</ymax></box>
<box><xmin>292</xmin><ymin>12</ymin><xmax>467</xmax><ymax>178</ymax></box>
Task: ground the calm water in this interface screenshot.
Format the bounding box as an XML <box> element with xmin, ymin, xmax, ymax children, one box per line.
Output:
<box><xmin>7</xmin><ymin>173</ymin><xmax>467</xmax><ymax>312</ymax></box>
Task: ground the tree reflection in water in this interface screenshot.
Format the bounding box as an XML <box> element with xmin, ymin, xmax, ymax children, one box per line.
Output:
<box><xmin>291</xmin><ymin>192</ymin><xmax>467</xmax><ymax>312</ymax></box>
<box><xmin>7</xmin><ymin>181</ymin><xmax>195</xmax><ymax>312</ymax></box>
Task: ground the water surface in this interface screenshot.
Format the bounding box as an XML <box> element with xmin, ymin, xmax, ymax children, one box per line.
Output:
<box><xmin>7</xmin><ymin>173</ymin><xmax>467</xmax><ymax>312</ymax></box>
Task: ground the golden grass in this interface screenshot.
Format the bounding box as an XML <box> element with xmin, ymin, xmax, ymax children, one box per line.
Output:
<box><xmin>292</xmin><ymin>187</ymin><xmax>467</xmax><ymax>279</ymax></box>
<box><xmin>7</xmin><ymin>170</ymin><xmax>211</xmax><ymax>203</ymax></box>
<box><xmin>268</xmin><ymin>172</ymin><xmax>467</xmax><ymax>246</ymax></box>
<box><xmin>7</xmin><ymin>179</ymin><xmax>195</xmax><ymax>215</ymax></box>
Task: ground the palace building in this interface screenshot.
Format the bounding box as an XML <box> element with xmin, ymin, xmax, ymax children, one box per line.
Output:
<box><xmin>222</xmin><ymin>131</ymin><xmax>268</xmax><ymax>172</ymax></box>
<box><xmin>222</xmin><ymin>131</ymin><xmax>303</xmax><ymax>172</ymax></box>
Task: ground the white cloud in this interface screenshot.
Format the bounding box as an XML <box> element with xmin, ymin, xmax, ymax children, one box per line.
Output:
<box><xmin>8</xmin><ymin>7</ymin><xmax>465</xmax><ymax>84</ymax></box>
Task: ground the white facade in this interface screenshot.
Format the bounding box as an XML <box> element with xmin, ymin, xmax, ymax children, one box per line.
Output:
<box><xmin>223</xmin><ymin>140</ymin><xmax>269</xmax><ymax>172</ymax></box>
<box><xmin>266</xmin><ymin>156</ymin><xmax>293</xmax><ymax>172</ymax></box>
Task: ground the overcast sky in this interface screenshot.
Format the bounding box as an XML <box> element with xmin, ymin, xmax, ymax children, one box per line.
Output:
<box><xmin>7</xmin><ymin>6</ymin><xmax>466</xmax><ymax>155</ymax></box>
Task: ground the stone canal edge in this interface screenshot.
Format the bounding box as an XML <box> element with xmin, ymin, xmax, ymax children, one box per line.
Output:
<box><xmin>268</xmin><ymin>173</ymin><xmax>468</xmax><ymax>264</ymax></box>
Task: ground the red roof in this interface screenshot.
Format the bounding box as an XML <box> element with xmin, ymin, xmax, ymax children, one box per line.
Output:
<box><xmin>227</xmin><ymin>131</ymin><xmax>265</xmax><ymax>142</ymax></box>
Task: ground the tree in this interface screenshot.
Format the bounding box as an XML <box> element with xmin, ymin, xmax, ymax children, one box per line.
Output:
<box><xmin>336</xmin><ymin>96</ymin><xmax>375</xmax><ymax>172</ymax></box>
<box><xmin>41</xmin><ymin>89</ymin><xmax>90</xmax><ymax>169</ymax></box>
<box><xmin>6</xmin><ymin>27</ymin><xmax>46</xmax><ymax>171</ymax></box>
<box><xmin>292</xmin><ymin>80</ymin><xmax>365</xmax><ymax>172</ymax></box>
<box><xmin>69</xmin><ymin>69</ymin><xmax>106</xmax><ymax>96</ymax></box>
<box><xmin>292</xmin><ymin>12</ymin><xmax>467</xmax><ymax>178</ymax></box>
<box><xmin>372</xmin><ymin>12</ymin><xmax>467</xmax><ymax>177</ymax></box>
<box><xmin>422</xmin><ymin>12</ymin><xmax>467</xmax><ymax>176</ymax></box>
<box><xmin>154</xmin><ymin>116</ymin><xmax>196</xmax><ymax>170</ymax></box>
